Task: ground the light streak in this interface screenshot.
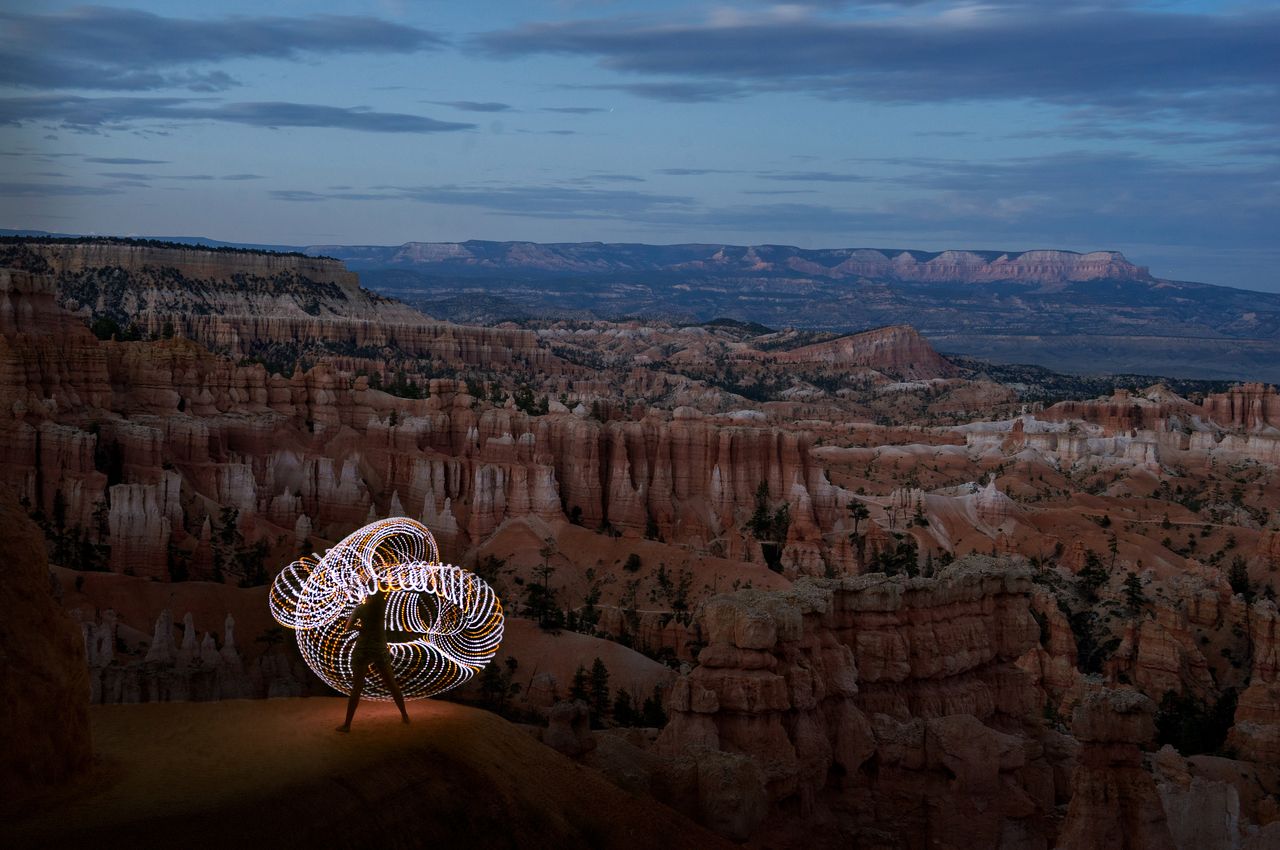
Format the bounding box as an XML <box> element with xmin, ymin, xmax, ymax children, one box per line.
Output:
<box><xmin>269</xmin><ymin>517</ymin><xmax>504</xmax><ymax>700</ymax></box>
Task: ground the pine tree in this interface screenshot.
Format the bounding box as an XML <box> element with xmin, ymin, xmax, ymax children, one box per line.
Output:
<box><xmin>569</xmin><ymin>665</ymin><xmax>590</xmax><ymax>703</ymax></box>
<box><xmin>613</xmin><ymin>689</ymin><xmax>638</xmax><ymax>726</ymax></box>
<box><xmin>748</xmin><ymin>481</ymin><xmax>773</xmax><ymax>539</ymax></box>
<box><xmin>1078</xmin><ymin>549</ymin><xmax>1109</xmax><ymax>601</ymax></box>
<box><xmin>1228</xmin><ymin>556</ymin><xmax>1255</xmax><ymax>602</ymax></box>
<box><xmin>847</xmin><ymin>499</ymin><xmax>870</xmax><ymax>537</ymax></box>
<box><xmin>589</xmin><ymin>657</ymin><xmax>610</xmax><ymax>723</ymax></box>
<box><xmin>1123</xmin><ymin>572</ymin><xmax>1147</xmax><ymax>614</ymax></box>
<box><xmin>641</xmin><ymin>685</ymin><xmax>667</xmax><ymax>727</ymax></box>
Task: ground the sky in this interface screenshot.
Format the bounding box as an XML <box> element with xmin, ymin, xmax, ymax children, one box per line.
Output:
<box><xmin>0</xmin><ymin>1</ymin><xmax>1276</xmax><ymax>291</ymax></box>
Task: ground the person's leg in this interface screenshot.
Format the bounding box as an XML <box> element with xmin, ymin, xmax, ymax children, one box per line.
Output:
<box><xmin>374</xmin><ymin>655</ymin><xmax>409</xmax><ymax>723</ymax></box>
<box><xmin>337</xmin><ymin>660</ymin><xmax>368</xmax><ymax>732</ymax></box>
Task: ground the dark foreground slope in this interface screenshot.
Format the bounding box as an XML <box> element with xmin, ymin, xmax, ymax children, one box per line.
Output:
<box><xmin>5</xmin><ymin>698</ymin><xmax>731</xmax><ymax>850</ymax></box>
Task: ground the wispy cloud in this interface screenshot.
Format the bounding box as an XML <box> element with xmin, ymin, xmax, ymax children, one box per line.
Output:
<box><xmin>654</xmin><ymin>167</ymin><xmax>743</xmax><ymax>176</ymax></box>
<box><xmin>0</xmin><ymin>96</ymin><xmax>475</xmax><ymax>134</ymax></box>
<box><xmin>570</xmin><ymin>81</ymin><xmax>745</xmax><ymax>103</ymax></box>
<box><xmin>270</xmin><ymin>182</ymin><xmax>694</xmax><ymax>219</ymax></box>
<box><xmin>0</xmin><ymin>181</ymin><xmax>119</xmax><ymax>197</ymax></box>
<box><xmin>480</xmin><ymin>6</ymin><xmax>1280</xmax><ymax>129</ymax></box>
<box><xmin>83</xmin><ymin>156</ymin><xmax>170</xmax><ymax>165</ymax></box>
<box><xmin>564</xmin><ymin>173</ymin><xmax>645</xmax><ymax>184</ymax></box>
<box><xmin>758</xmin><ymin>171</ymin><xmax>869</xmax><ymax>183</ymax></box>
<box><xmin>0</xmin><ymin>7</ymin><xmax>444</xmax><ymax>92</ymax></box>
<box><xmin>426</xmin><ymin>100</ymin><xmax>514</xmax><ymax>112</ymax></box>
<box><xmin>541</xmin><ymin>106</ymin><xmax>608</xmax><ymax>115</ymax></box>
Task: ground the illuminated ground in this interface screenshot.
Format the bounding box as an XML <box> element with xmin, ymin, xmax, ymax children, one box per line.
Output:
<box><xmin>6</xmin><ymin>697</ymin><xmax>730</xmax><ymax>850</ymax></box>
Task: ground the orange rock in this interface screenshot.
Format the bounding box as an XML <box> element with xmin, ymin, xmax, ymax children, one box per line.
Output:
<box><xmin>1058</xmin><ymin>688</ymin><xmax>1176</xmax><ymax>850</ymax></box>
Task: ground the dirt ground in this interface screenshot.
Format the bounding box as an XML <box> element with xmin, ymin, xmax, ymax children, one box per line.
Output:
<box><xmin>4</xmin><ymin>697</ymin><xmax>729</xmax><ymax>850</ymax></box>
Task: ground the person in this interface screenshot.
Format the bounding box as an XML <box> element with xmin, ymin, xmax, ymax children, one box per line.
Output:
<box><xmin>336</xmin><ymin>586</ymin><xmax>410</xmax><ymax>731</ymax></box>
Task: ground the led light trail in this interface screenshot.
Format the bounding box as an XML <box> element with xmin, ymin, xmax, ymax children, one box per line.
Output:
<box><xmin>269</xmin><ymin>517</ymin><xmax>504</xmax><ymax>700</ymax></box>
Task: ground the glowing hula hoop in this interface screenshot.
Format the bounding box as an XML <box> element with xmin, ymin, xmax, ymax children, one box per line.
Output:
<box><xmin>269</xmin><ymin>517</ymin><xmax>504</xmax><ymax>700</ymax></box>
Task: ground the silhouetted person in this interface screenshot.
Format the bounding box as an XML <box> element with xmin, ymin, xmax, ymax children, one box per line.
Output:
<box><xmin>336</xmin><ymin>587</ymin><xmax>409</xmax><ymax>731</ymax></box>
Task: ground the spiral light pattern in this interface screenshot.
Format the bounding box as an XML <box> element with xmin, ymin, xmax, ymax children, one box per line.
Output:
<box><xmin>269</xmin><ymin>517</ymin><xmax>504</xmax><ymax>700</ymax></box>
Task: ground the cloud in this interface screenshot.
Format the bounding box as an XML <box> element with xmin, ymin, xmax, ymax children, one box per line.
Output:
<box><xmin>270</xmin><ymin>182</ymin><xmax>694</xmax><ymax>219</ymax></box>
<box><xmin>564</xmin><ymin>173</ymin><xmax>646</xmax><ymax>184</ymax></box>
<box><xmin>479</xmin><ymin>7</ymin><xmax>1280</xmax><ymax>126</ymax></box>
<box><xmin>83</xmin><ymin>156</ymin><xmax>170</xmax><ymax>165</ymax></box>
<box><xmin>836</xmin><ymin>150</ymin><xmax>1280</xmax><ymax>249</ymax></box>
<box><xmin>222</xmin><ymin>173</ymin><xmax>264</xmax><ymax>181</ymax></box>
<box><xmin>427</xmin><ymin>100</ymin><xmax>514</xmax><ymax>112</ymax></box>
<box><xmin>758</xmin><ymin>171</ymin><xmax>869</xmax><ymax>182</ymax></box>
<box><xmin>655</xmin><ymin>167</ymin><xmax>743</xmax><ymax>176</ymax></box>
<box><xmin>514</xmin><ymin>128</ymin><xmax>578</xmax><ymax>136</ymax></box>
<box><xmin>0</xmin><ymin>181</ymin><xmax>119</xmax><ymax>197</ymax></box>
<box><xmin>541</xmin><ymin>106</ymin><xmax>608</xmax><ymax>114</ymax></box>
<box><xmin>96</xmin><ymin>171</ymin><xmax>216</xmax><ymax>181</ymax></box>
<box><xmin>572</xmin><ymin>81</ymin><xmax>745</xmax><ymax>103</ymax></box>
<box><xmin>270</xmin><ymin>189</ymin><xmax>391</xmax><ymax>202</ymax></box>
<box><xmin>208</xmin><ymin>102</ymin><xmax>471</xmax><ymax>133</ymax></box>
<box><xmin>0</xmin><ymin>96</ymin><xmax>475</xmax><ymax>134</ymax></box>
<box><xmin>0</xmin><ymin>7</ymin><xmax>444</xmax><ymax>92</ymax></box>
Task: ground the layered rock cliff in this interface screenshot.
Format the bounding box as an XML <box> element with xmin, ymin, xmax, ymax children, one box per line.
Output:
<box><xmin>774</xmin><ymin>324</ymin><xmax>961</xmax><ymax>380</ymax></box>
<box><xmin>11</xmin><ymin>238</ymin><xmax>562</xmax><ymax>375</ymax></box>
<box><xmin>656</xmin><ymin>559</ymin><xmax>1055</xmax><ymax>847</ymax></box>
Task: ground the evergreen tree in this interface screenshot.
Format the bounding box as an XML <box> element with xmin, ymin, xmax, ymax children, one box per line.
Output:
<box><xmin>1228</xmin><ymin>556</ymin><xmax>1255</xmax><ymax>602</ymax></box>
<box><xmin>640</xmin><ymin>685</ymin><xmax>667</xmax><ymax>727</ymax></box>
<box><xmin>569</xmin><ymin>665</ymin><xmax>590</xmax><ymax>703</ymax></box>
<box><xmin>1078</xmin><ymin>549</ymin><xmax>1109</xmax><ymax>601</ymax></box>
<box><xmin>589</xmin><ymin>657</ymin><xmax>610</xmax><ymax>723</ymax></box>
<box><xmin>527</xmin><ymin>541</ymin><xmax>562</xmax><ymax>629</ymax></box>
<box><xmin>847</xmin><ymin>500</ymin><xmax>870</xmax><ymax>537</ymax></box>
<box><xmin>1123</xmin><ymin>571</ymin><xmax>1147</xmax><ymax>614</ymax></box>
<box><xmin>480</xmin><ymin>656</ymin><xmax>521</xmax><ymax>715</ymax></box>
<box><xmin>748</xmin><ymin>481</ymin><xmax>773</xmax><ymax>539</ymax></box>
<box><xmin>613</xmin><ymin>689</ymin><xmax>638</xmax><ymax>726</ymax></box>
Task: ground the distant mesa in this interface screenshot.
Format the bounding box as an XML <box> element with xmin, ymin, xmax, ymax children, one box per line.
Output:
<box><xmin>6</xmin><ymin>233</ymin><xmax>1279</xmax><ymax>380</ymax></box>
<box><xmin>307</xmin><ymin>239</ymin><xmax>1151</xmax><ymax>284</ymax></box>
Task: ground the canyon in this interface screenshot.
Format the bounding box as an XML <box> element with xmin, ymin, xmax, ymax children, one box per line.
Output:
<box><xmin>4</xmin><ymin>238</ymin><xmax>1280</xmax><ymax>848</ymax></box>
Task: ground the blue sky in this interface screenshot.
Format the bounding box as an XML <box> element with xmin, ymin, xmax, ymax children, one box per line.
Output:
<box><xmin>1</xmin><ymin>1</ymin><xmax>1276</xmax><ymax>290</ymax></box>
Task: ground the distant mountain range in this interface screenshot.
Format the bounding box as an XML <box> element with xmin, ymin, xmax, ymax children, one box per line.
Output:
<box><xmin>5</xmin><ymin>231</ymin><xmax>1277</xmax><ymax>381</ymax></box>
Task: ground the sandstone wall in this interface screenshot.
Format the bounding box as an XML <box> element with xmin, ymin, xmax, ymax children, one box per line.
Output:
<box><xmin>656</xmin><ymin>560</ymin><xmax>1055</xmax><ymax>847</ymax></box>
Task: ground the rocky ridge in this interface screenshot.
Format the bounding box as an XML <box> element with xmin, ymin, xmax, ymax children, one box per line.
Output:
<box><xmin>317</xmin><ymin>240</ymin><xmax>1151</xmax><ymax>284</ymax></box>
<box><xmin>655</xmin><ymin>560</ymin><xmax>1051</xmax><ymax>847</ymax></box>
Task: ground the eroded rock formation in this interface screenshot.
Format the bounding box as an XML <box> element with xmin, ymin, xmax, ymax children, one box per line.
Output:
<box><xmin>1057</xmin><ymin>688</ymin><xmax>1175</xmax><ymax>850</ymax></box>
<box><xmin>656</xmin><ymin>558</ymin><xmax>1054</xmax><ymax>847</ymax></box>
